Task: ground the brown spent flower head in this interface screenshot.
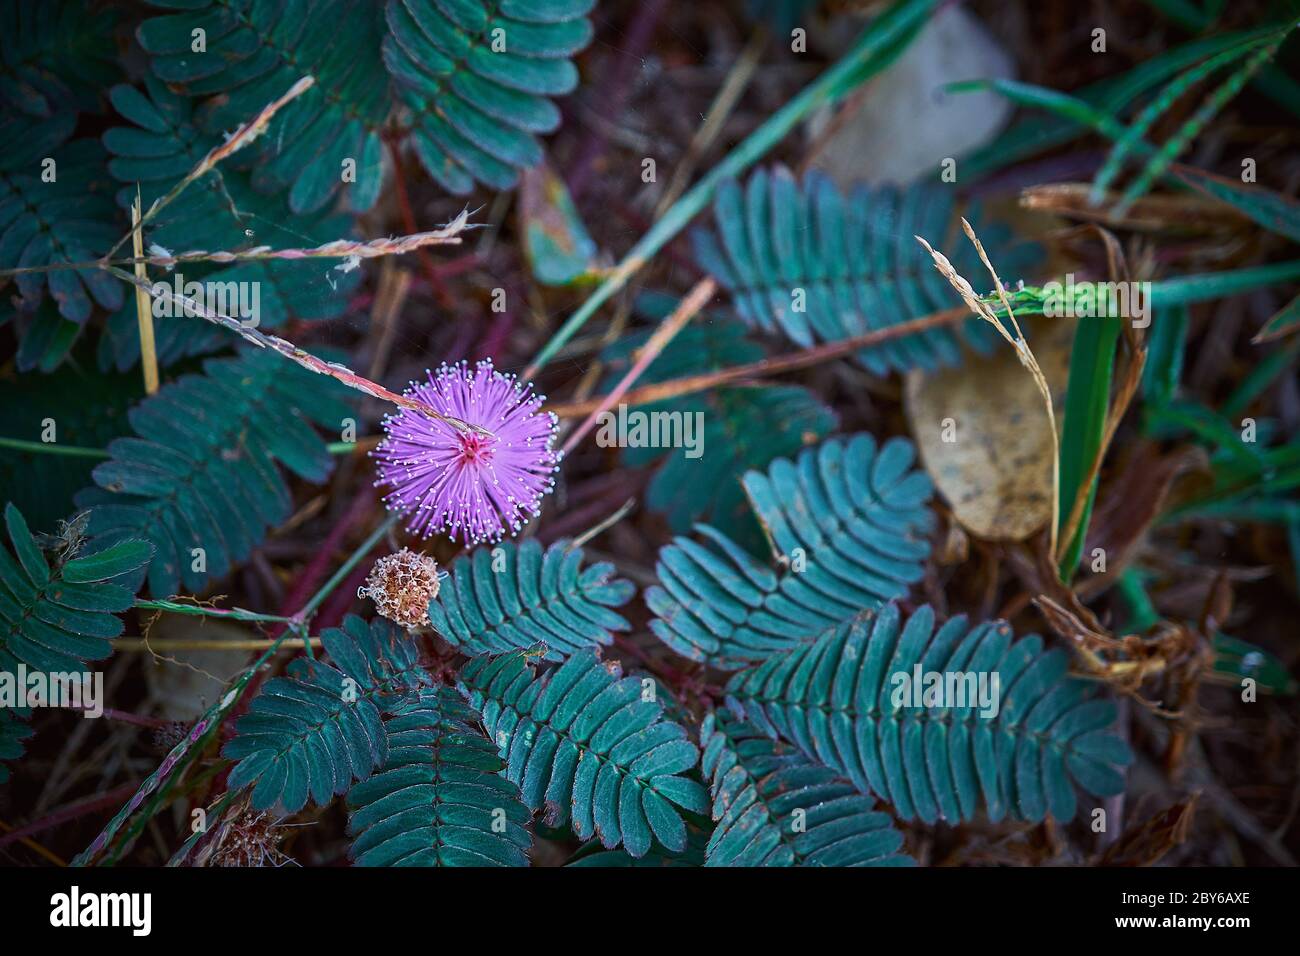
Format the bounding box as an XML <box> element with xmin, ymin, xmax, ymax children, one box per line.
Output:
<box><xmin>206</xmin><ymin>808</ymin><xmax>295</xmax><ymax>868</ymax></box>
<box><xmin>358</xmin><ymin>548</ymin><xmax>442</xmax><ymax>629</ymax></box>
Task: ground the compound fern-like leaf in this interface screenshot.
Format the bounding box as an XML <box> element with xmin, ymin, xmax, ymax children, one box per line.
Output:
<box><xmin>692</xmin><ymin>164</ymin><xmax>1036</xmax><ymax>373</ymax></box>
<box><xmin>0</xmin><ymin>503</ymin><xmax>151</xmax><ymax>675</ymax></box>
<box><xmin>0</xmin><ymin>1</ymin><xmax>119</xmax><ymax>120</ymax></box>
<box><xmin>0</xmin><ymin>503</ymin><xmax>151</xmax><ymax>782</ymax></box>
<box><xmin>647</xmin><ymin>433</ymin><xmax>934</xmax><ymax>668</ymax></box>
<box><xmin>224</xmin><ymin>616</ymin><xmax>429</xmax><ymax>813</ymax></box>
<box><xmin>347</xmin><ymin>687</ymin><xmax>533</xmax><ymax>866</ymax></box>
<box><xmin>0</xmin><ymin>138</ymin><xmax>123</xmax><ymax>323</ymax></box>
<box><xmin>76</xmin><ymin>348</ymin><xmax>353</xmax><ymax>597</ymax></box>
<box><xmin>701</xmin><ymin>711</ymin><xmax>912</xmax><ymax>867</ymax></box>
<box><xmin>725</xmin><ymin>604</ymin><xmax>1133</xmax><ymax>824</ymax></box>
<box><xmin>459</xmin><ymin>647</ymin><xmax>709</xmax><ymax>858</ymax></box>
<box><xmin>101</xmin><ymin>75</ymin><xmax>361</xmax><ymax>363</ymax></box>
<box><xmin>428</xmin><ymin>538</ymin><xmax>634</xmax><ymax>662</ymax></box>
<box><xmin>137</xmin><ymin>0</ymin><xmax>391</xmax><ymax>214</ymax></box>
<box><xmin>384</xmin><ymin>0</ymin><xmax>595</xmax><ymax>195</ymax></box>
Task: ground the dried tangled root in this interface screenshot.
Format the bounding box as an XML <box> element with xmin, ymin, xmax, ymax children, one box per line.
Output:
<box><xmin>358</xmin><ymin>548</ymin><xmax>443</xmax><ymax>629</ymax></box>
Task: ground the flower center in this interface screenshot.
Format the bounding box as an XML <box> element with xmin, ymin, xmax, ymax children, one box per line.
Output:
<box><xmin>457</xmin><ymin>431</ymin><xmax>495</xmax><ymax>464</ymax></box>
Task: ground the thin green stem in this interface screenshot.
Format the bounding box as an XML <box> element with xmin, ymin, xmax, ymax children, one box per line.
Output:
<box><xmin>133</xmin><ymin>598</ymin><xmax>294</xmax><ymax>625</ymax></box>
<box><xmin>0</xmin><ymin>437</ymin><xmax>110</xmax><ymax>458</ymax></box>
<box><xmin>291</xmin><ymin>512</ymin><xmax>399</xmax><ymax>625</ymax></box>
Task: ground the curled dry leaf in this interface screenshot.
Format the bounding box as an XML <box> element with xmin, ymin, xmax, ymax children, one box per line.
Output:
<box><xmin>904</xmin><ymin>316</ymin><xmax>1073</xmax><ymax>541</ymax></box>
<box><xmin>1096</xmin><ymin>796</ymin><xmax>1199</xmax><ymax>866</ymax></box>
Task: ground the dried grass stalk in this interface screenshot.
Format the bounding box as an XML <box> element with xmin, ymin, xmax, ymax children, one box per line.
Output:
<box><xmin>915</xmin><ymin>219</ymin><xmax>1061</xmax><ymax>559</ymax></box>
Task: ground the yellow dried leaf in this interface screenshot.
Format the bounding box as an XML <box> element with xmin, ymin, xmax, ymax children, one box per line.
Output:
<box><xmin>903</xmin><ymin>317</ymin><xmax>1074</xmax><ymax>541</ymax></box>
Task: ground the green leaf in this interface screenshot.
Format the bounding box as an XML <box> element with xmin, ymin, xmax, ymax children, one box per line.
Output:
<box><xmin>1222</xmin><ymin>336</ymin><xmax>1300</xmax><ymax>419</ymax></box>
<box><xmin>1141</xmin><ymin>304</ymin><xmax>1188</xmax><ymax>413</ymax></box>
<box><xmin>0</xmin><ymin>138</ymin><xmax>124</xmax><ymax>323</ymax></box>
<box><xmin>0</xmin><ymin>706</ymin><xmax>34</xmax><ymax>784</ymax></box>
<box><xmin>701</xmin><ymin>711</ymin><xmax>913</xmax><ymax>866</ymax></box>
<box><xmin>61</xmin><ymin>539</ymin><xmax>153</xmax><ymax>583</ymax></box>
<box><xmin>458</xmin><ymin>647</ymin><xmax>707</xmax><ymax>858</ymax></box>
<box><xmin>520</xmin><ymin>160</ymin><xmax>598</xmax><ymax>285</ymax></box>
<box><xmin>959</xmin><ymin>26</ymin><xmax>1294</xmax><ymax>178</ymax></box>
<box><xmin>347</xmin><ymin>687</ymin><xmax>533</xmax><ymax>866</ymax></box>
<box><xmin>138</xmin><ymin>0</ymin><xmax>391</xmax><ymax>215</ymax></box>
<box><xmin>1090</xmin><ymin>33</ymin><xmax>1277</xmax><ymax>205</ymax></box>
<box><xmin>1253</xmin><ymin>293</ymin><xmax>1300</xmax><ymax>344</ymax></box>
<box><xmin>647</xmin><ymin>432</ymin><xmax>934</xmax><ymax>668</ymax></box>
<box><xmin>75</xmin><ymin>348</ymin><xmax>354</xmax><ymax>597</ymax></box>
<box><xmin>1147</xmin><ymin>260</ymin><xmax>1300</xmax><ymax>308</ymax></box>
<box><xmin>726</xmin><ymin>605</ymin><xmax>1133</xmax><ymax>823</ymax></box>
<box><xmin>1112</xmin><ymin>30</ymin><xmax>1292</xmax><ymax>214</ymax></box>
<box><xmin>1211</xmin><ymin>632</ymin><xmax>1296</xmax><ymax>695</ymax></box>
<box><xmin>1058</xmin><ymin>315</ymin><xmax>1122</xmax><ymax>579</ymax></box>
<box><xmin>0</xmin><ymin>503</ymin><xmax>146</xmax><ymax>692</ymax></box>
<box><xmin>384</xmin><ymin>0</ymin><xmax>594</xmax><ymax>195</ymax></box>
<box><xmin>0</xmin><ymin>2</ymin><xmax>120</xmax><ymax>120</ymax></box>
<box><xmin>693</xmin><ymin>165</ymin><xmax>1038</xmax><ymax>373</ymax></box>
<box><xmin>428</xmin><ymin>538</ymin><xmax>635</xmax><ymax>662</ymax></box>
<box><xmin>565</xmin><ymin>822</ymin><xmax>709</xmax><ymax>866</ymax></box>
<box><xmin>1172</xmin><ymin>165</ymin><xmax>1300</xmax><ymax>245</ymax></box>
<box><xmin>11</xmin><ymin>300</ymin><xmax>85</xmax><ymax>373</ymax></box>
<box><xmin>223</xmin><ymin>617</ymin><xmax>430</xmax><ymax>813</ymax></box>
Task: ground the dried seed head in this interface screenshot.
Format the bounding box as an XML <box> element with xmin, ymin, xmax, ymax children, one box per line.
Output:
<box><xmin>358</xmin><ymin>548</ymin><xmax>442</xmax><ymax>629</ymax></box>
<box><xmin>208</xmin><ymin>808</ymin><xmax>294</xmax><ymax>868</ymax></box>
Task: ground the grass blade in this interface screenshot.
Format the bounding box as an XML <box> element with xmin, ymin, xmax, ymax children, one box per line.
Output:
<box><xmin>1116</xmin><ymin>32</ymin><xmax>1291</xmax><ymax>215</ymax></box>
<box><xmin>1091</xmin><ymin>35</ymin><xmax>1275</xmax><ymax>204</ymax></box>
<box><xmin>1058</xmin><ymin>315</ymin><xmax>1122</xmax><ymax>578</ymax></box>
<box><xmin>1172</xmin><ymin>165</ymin><xmax>1300</xmax><ymax>244</ymax></box>
<box><xmin>1253</xmin><ymin>293</ymin><xmax>1300</xmax><ymax>344</ymax></box>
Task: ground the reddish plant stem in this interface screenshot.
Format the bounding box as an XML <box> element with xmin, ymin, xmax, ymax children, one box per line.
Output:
<box><xmin>473</xmin><ymin>306</ymin><xmax>516</xmax><ymax>363</ymax></box>
<box><xmin>549</xmin><ymin>305</ymin><xmax>970</xmax><ymax>418</ymax></box>
<box><xmin>229</xmin><ymin>494</ymin><xmax>377</xmax><ymax>731</ymax></box>
<box><xmin>268</xmin><ymin>493</ymin><xmax>377</xmax><ymax>639</ymax></box>
<box><xmin>62</xmin><ymin>705</ymin><xmax>172</xmax><ymax>730</ymax></box>
<box><xmin>472</xmin><ymin>277</ymin><xmax>521</xmax><ymax>363</ymax></box>
<box><xmin>0</xmin><ymin>782</ymin><xmax>137</xmax><ymax>852</ymax></box>
<box><xmin>386</xmin><ymin>137</ymin><xmax>454</xmax><ymax>310</ymax></box>
<box><xmin>423</xmin><ymin>252</ymin><xmax>482</xmax><ymax>284</ymax></box>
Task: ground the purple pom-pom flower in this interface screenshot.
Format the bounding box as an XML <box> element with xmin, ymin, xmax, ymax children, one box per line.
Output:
<box><xmin>372</xmin><ymin>359</ymin><xmax>560</xmax><ymax>543</ymax></box>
